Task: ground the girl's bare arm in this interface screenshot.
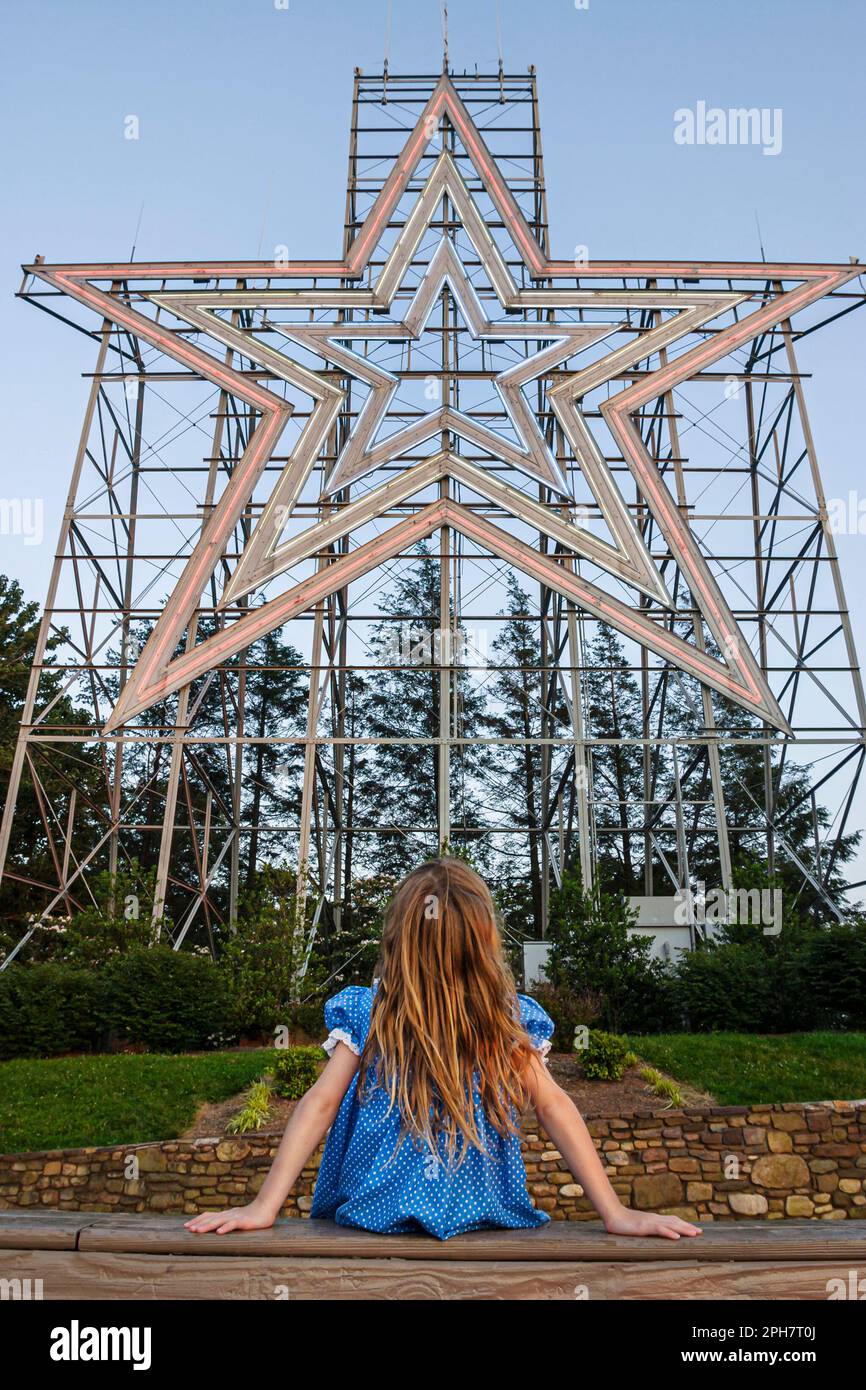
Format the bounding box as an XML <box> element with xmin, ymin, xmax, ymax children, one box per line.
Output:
<box><xmin>524</xmin><ymin>1055</ymin><xmax>701</xmax><ymax>1240</ymax></box>
<box><xmin>185</xmin><ymin>1042</ymin><xmax>360</xmax><ymax>1235</ymax></box>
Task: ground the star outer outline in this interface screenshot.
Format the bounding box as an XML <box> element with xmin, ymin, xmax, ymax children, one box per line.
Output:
<box><xmin>122</xmin><ymin>227</ymin><xmax>770</xmax><ymax>728</ymax></box>
<box><xmin>115</xmin><ymin>143</ymin><xmax>785</xmax><ymax>732</ymax></box>
<box><xmin>26</xmin><ymin>76</ymin><xmax>860</xmax><ymax>735</ymax></box>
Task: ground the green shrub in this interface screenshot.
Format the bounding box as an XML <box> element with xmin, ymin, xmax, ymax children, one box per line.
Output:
<box><xmin>671</xmin><ymin>940</ymin><xmax>776</xmax><ymax>1032</ymax></box>
<box><xmin>0</xmin><ymin>962</ymin><xmax>108</xmax><ymax>1059</ymax></box>
<box><xmin>287</xmin><ymin>999</ymin><xmax>326</xmax><ymax>1041</ymax></box>
<box><xmin>670</xmin><ymin>928</ymin><xmax>825</xmax><ymax>1033</ymax></box>
<box><xmin>546</xmin><ymin>870</ymin><xmax>676</xmax><ymax>1032</ymax></box>
<box><xmin>639</xmin><ymin>1065</ymin><xmax>683</xmax><ymax>1107</ymax></box>
<box><xmin>808</xmin><ymin>923</ymin><xmax>866</xmax><ymax>1028</ymax></box>
<box><xmin>225</xmin><ymin>1080</ymin><xmax>273</xmax><ymax>1134</ymax></box>
<box><xmin>580</xmin><ymin>1029</ymin><xmax>630</xmax><ymax>1081</ymax></box>
<box><xmin>102</xmin><ymin>947</ymin><xmax>235</xmax><ymax>1053</ymax></box>
<box><xmin>219</xmin><ymin>867</ymin><xmax>315</xmax><ymax>1037</ymax></box>
<box><xmin>529</xmin><ymin>981</ymin><xmax>602</xmax><ymax>1051</ymax></box>
<box><xmin>49</xmin><ymin>862</ymin><xmax>162</xmax><ymax>967</ymax></box>
<box><xmin>270</xmin><ymin>1044</ymin><xmax>324</xmax><ymax>1099</ymax></box>
<box><xmin>639</xmin><ymin>1065</ymin><xmax>664</xmax><ymax>1087</ymax></box>
<box><xmin>668</xmin><ymin>914</ymin><xmax>866</xmax><ymax>1034</ymax></box>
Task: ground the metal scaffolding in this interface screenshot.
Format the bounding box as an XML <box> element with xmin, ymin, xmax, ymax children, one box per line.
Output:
<box><xmin>2</xmin><ymin>66</ymin><xmax>865</xmax><ymax>964</ymax></box>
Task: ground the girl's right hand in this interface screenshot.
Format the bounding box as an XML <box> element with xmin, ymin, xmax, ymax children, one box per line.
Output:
<box><xmin>184</xmin><ymin>1200</ymin><xmax>277</xmax><ymax>1235</ymax></box>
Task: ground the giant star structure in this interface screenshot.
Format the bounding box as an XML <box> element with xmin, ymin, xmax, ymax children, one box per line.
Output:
<box><xmin>27</xmin><ymin>75</ymin><xmax>859</xmax><ymax>734</ymax></box>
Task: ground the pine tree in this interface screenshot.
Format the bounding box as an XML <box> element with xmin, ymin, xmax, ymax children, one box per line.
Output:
<box><xmin>237</xmin><ymin>630</ymin><xmax>307</xmax><ymax>889</ymax></box>
<box><xmin>483</xmin><ymin>574</ymin><xmax>547</xmax><ymax>933</ymax></box>
<box><xmin>584</xmin><ymin>615</ymin><xmax>862</xmax><ymax>919</ymax></box>
<box><xmin>582</xmin><ymin>623</ymin><xmax>645</xmax><ymax>893</ymax></box>
<box><xmin>350</xmin><ymin>544</ymin><xmax>491</xmax><ymax>878</ymax></box>
<box><xmin>0</xmin><ymin>575</ymin><xmax>104</xmax><ymax>945</ymax></box>
<box><xmin>100</xmin><ymin>618</ymin><xmax>307</xmax><ymax>943</ymax></box>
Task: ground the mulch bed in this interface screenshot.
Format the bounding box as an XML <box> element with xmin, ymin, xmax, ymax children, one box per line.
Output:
<box><xmin>546</xmin><ymin>1052</ymin><xmax>713</xmax><ymax>1118</ymax></box>
<box><xmin>180</xmin><ymin>1052</ymin><xmax>714</xmax><ymax>1141</ymax></box>
<box><xmin>182</xmin><ymin>1093</ymin><xmax>299</xmax><ymax>1142</ymax></box>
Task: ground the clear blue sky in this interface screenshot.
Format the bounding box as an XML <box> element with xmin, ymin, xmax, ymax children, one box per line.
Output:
<box><xmin>1</xmin><ymin>0</ymin><xmax>865</xmax><ymax>875</ymax></box>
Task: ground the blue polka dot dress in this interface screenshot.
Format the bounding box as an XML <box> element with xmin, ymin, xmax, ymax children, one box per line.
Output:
<box><xmin>309</xmin><ymin>984</ymin><xmax>555</xmax><ymax>1240</ymax></box>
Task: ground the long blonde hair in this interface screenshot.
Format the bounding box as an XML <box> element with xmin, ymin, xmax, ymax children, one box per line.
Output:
<box><xmin>358</xmin><ymin>857</ymin><xmax>536</xmax><ymax>1165</ymax></box>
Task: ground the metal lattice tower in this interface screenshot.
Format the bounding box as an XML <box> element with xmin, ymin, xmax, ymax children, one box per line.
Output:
<box><xmin>2</xmin><ymin>67</ymin><xmax>865</xmax><ymax>966</ymax></box>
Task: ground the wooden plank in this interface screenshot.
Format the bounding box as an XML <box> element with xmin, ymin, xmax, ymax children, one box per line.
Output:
<box><xmin>0</xmin><ymin>1211</ymin><xmax>91</xmax><ymax>1250</ymax></box>
<box><xmin>1</xmin><ymin>1249</ymin><xmax>858</xmax><ymax>1300</ymax></box>
<box><xmin>2</xmin><ymin>1211</ymin><xmax>864</xmax><ymax>1265</ymax></box>
<box><xmin>66</xmin><ymin>1214</ymin><xmax>866</xmax><ymax>1263</ymax></box>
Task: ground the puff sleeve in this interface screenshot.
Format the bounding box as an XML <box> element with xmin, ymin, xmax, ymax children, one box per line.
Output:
<box><xmin>517</xmin><ymin>992</ymin><xmax>555</xmax><ymax>1064</ymax></box>
<box><xmin>321</xmin><ymin>985</ymin><xmax>373</xmax><ymax>1058</ymax></box>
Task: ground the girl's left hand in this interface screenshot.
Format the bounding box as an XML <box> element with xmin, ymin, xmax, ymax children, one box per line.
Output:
<box><xmin>183</xmin><ymin>1199</ymin><xmax>276</xmax><ymax>1235</ymax></box>
<box><xmin>604</xmin><ymin>1206</ymin><xmax>702</xmax><ymax>1240</ymax></box>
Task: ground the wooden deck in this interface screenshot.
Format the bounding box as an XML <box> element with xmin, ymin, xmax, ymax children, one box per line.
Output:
<box><xmin>2</xmin><ymin>1211</ymin><xmax>864</xmax><ymax>1299</ymax></box>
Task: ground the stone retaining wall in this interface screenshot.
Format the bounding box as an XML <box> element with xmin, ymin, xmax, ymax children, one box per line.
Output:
<box><xmin>2</xmin><ymin>1101</ymin><xmax>864</xmax><ymax>1221</ymax></box>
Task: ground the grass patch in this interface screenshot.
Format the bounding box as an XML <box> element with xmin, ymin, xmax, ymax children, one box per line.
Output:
<box><xmin>627</xmin><ymin>1032</ymin><xmax>866</xmax><ymax>1106</ymax></box>
<box><xmin>0</xmin><ymin>1050</ymin><xmax>271</xmax><ymax>1154</ymax></box>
